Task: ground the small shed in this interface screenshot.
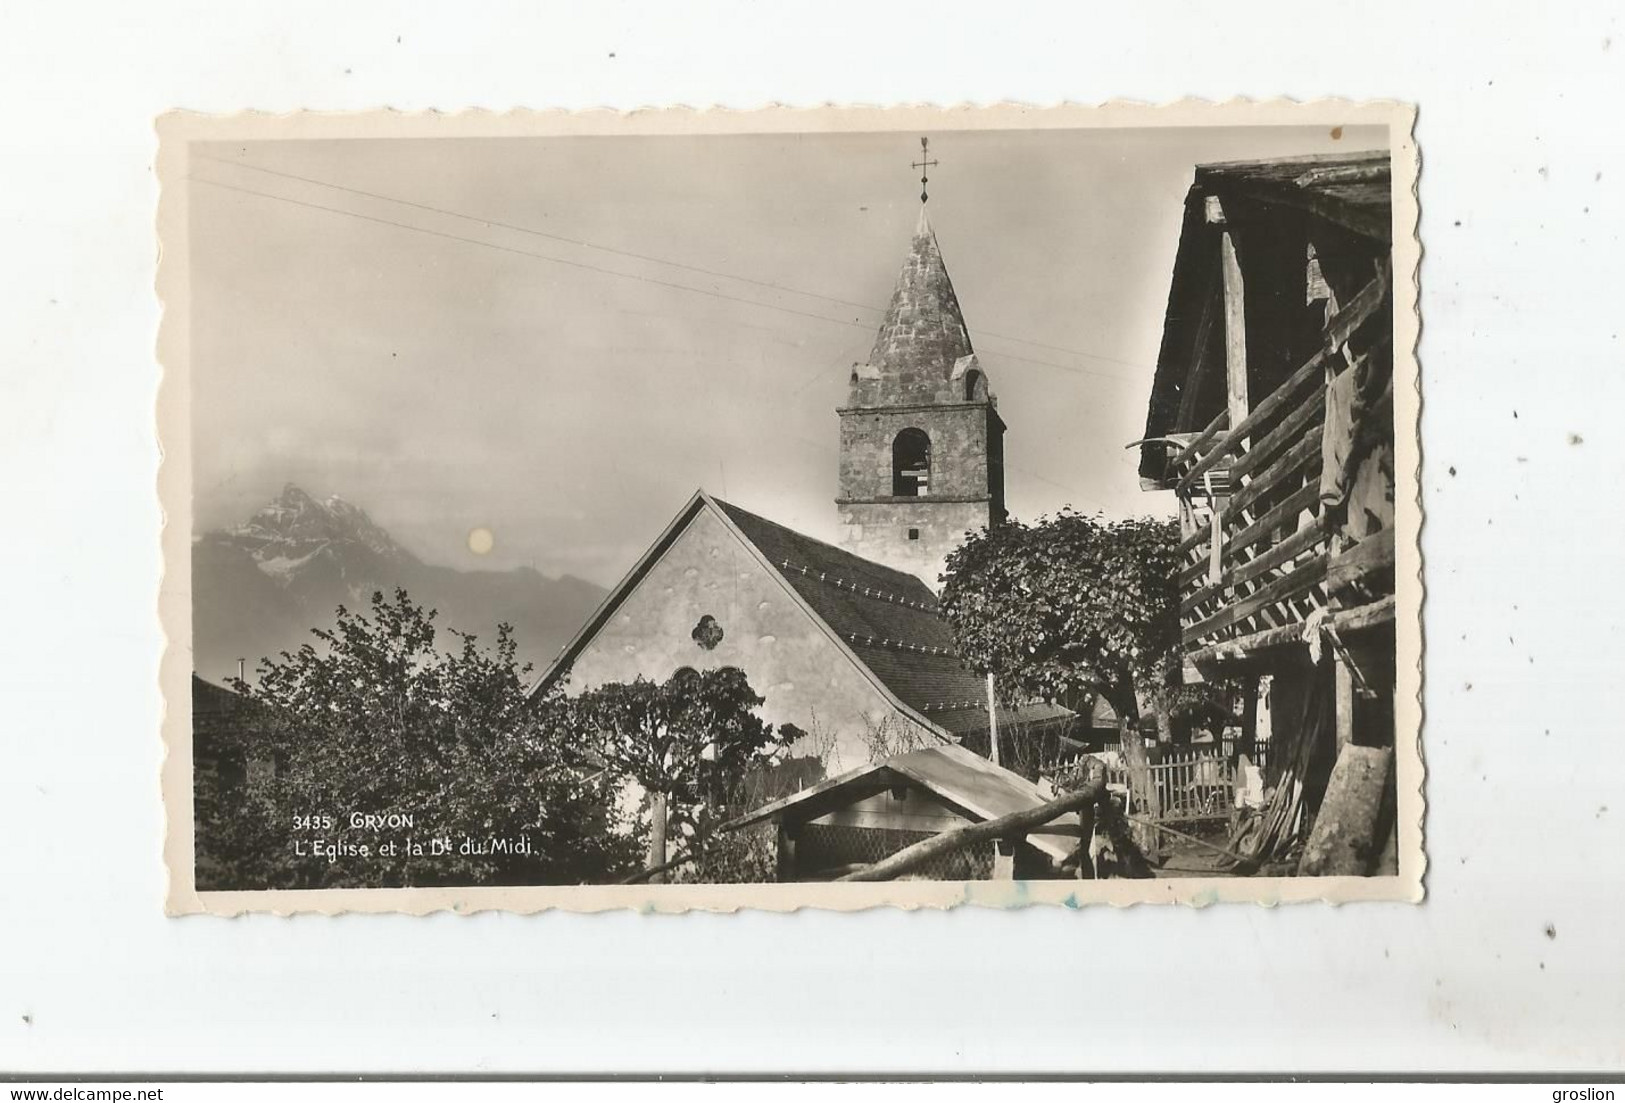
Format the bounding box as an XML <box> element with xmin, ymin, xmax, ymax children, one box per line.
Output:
<box><xmin>722</xmin><ymin>743</ymin><xmax>1084</xmax><ymax>881</ymax></box>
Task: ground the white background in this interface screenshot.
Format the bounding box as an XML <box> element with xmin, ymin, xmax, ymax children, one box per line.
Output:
<box><xmin>2</xmin><ymin>0</ymin><xmax>1622</xmax><ymax>1076</ymax></box>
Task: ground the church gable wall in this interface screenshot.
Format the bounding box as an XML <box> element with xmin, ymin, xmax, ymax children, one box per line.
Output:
<box><xmin>560</xmin><ymin>507</ymin><xmax>934</xmax><ymax>773</ymax></box>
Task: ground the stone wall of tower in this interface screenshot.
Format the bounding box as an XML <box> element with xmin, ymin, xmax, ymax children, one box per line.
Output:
<box><xmin>833</xmin><ymin>204</ymin><xmax>1010</xmax><ymax>588</ymax></box>
<box><xmin>836</xmin><ymin>498</ymin><xmax>992</xmax><ymax>591</ymax></box>
<box><xmin>835</xmin><ymin>402</ymin><xmax>1004</xmax><ymax>587</ymax></box>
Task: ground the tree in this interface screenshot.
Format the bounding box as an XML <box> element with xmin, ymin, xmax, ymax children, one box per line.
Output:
<box><xmin>569</xmin><ymin>666</ymin><xmax>793</xmax><ymax>879</ymax></box>
<box><xmin>197</xmin><ymin>588</ymin><xmax>642</xmax><ymax>890</ymax></box>
<box><xmin>938</xmin><ymin>511</ymin><xmax>1214</xmax><ymax>855</ymax></box>
<box><xmin>939</xmin><ymin>510</ymin><xmax>1187</xmax><ymax>733</ymax></box>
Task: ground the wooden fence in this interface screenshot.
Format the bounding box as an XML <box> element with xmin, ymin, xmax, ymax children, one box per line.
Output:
<box><xmin>1107</xmin><ymin>748</ymin><xmax>1236</xmax><ymax>826</ymax></box>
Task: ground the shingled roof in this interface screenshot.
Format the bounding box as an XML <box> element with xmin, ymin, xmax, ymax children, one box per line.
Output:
<box><xmin>535</xmin><ymin>491</ymin><xmax>1070</xmax><ymax>741</ymax></box>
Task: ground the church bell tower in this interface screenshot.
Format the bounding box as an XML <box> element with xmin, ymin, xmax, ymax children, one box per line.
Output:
<box><xmin>836</xmin><ymin>157</ymin><xmax>1006</xmax><ymax>589</ymax></box>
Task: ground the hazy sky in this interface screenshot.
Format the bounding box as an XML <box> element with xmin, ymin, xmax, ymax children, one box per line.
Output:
<box><xmin>189</xmin><ymin>123</ymin><xmax>1385</xmax><ymax>586</ymax></box>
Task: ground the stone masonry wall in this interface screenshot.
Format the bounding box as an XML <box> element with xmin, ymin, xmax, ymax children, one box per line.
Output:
<box><xmin>835</xmin><ymin>403</ymin><xmax>1003</xmax><ymax>584</ymax></box>
<box><xmin>836</xmin><ymin>497</ymin><xmax>991</xmax><ymax>591</ymax></box>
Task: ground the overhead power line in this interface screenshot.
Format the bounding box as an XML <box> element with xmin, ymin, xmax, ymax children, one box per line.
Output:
<box><xmin>191</xmin><ymin>176</ymin><xmax>878</xmax><ymax>332</ymax></box>
<box><xmin>197</xmin><ymin>153</ymin><xmax>1155</xmax><ymax>377</ymax></box>
<box><xmin>190</xmin><ymin>175</ymin><xmax>1144</xmax><ymax>389</ymax></box>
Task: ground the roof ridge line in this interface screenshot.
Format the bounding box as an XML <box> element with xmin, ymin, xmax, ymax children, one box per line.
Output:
<box><xmin>711</xmin><ymin>495</ymin><xmax>936</xmax><ymax>596</ymax></box>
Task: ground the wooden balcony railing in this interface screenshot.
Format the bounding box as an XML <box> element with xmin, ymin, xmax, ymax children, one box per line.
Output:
<box><xmin>1165</xmin><ymin>270</ymin><xmax>1391</xmax><ymax>665</ymax></box>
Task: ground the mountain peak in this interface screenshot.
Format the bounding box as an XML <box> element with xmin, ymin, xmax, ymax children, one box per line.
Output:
<box><xmin>277</xmin><ymin>482</ymin><xmax>317</xmax><ymax>507</ymax></box>
<box><xmin>229</xmin><ymin>484</ymin><xmax>414</xmax><ymax>565</ymax></box>
<box><xmin>193</xmin><ymin>486</ymin><xmax>609</xmax><ymax>680</ymax></box>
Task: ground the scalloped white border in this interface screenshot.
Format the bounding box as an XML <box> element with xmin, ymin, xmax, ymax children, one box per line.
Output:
<box><xmin>156</xmin><ymin>100</ymin><xmax>1423</xmax><ymax>915</ymax></box>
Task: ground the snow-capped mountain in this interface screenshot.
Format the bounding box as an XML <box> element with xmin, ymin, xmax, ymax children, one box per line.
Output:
<box><xmin>191</xmin><ymin>484</ymin><xmax>604</xmax><ymax>683</ymax></box>
<box><xmin>226</xmin><ymin>484</ymin><xmax>407</xmax><ymax>566</ymax></box>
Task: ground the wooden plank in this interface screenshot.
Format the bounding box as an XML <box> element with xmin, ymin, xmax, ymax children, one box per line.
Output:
<box><xmin>1184</xmin><ymin>551</ymin><xmax>1331</xmax><ymax>646</ymax></box>
<box><xmin>1180</xmin><ymin>555</ymin><xmax>1209</xmax><ymax>589</ymax></box>
<box><xmin>1224</xmin><ymin>425</ymin><xmax>1323</xmax><ymax>522</ymax></box>
<box><xmin>1221</xmin><ymin>227</ymin><xmax>1250</xmax><ymax>432</ymax></box>
<box><xmin>1326</xmin><ymin>527</ymin><xmax>1397</xmax><ymax>592</ymax></box>
<box><xmin>1181</xmin><ymin>514</ymin><xmax>1331</xmax><ymax>616</ymax></box>
<box><xmin>1234</xmin><ymin>178</ymin><xmax>1393</xmax><ymax>244</ymax></box>
<box><xmin>1178</xmin><ymin>514</ymin><xmax>1213</xmax><ymax>557</ymax></box>
<box><xmin>1224</xmin><ymin>483</ymin><xmax>1324</xmax><ymax>564</ymax></box>
<box><xmin>1335</xmin><ymin>593</ymin><xmax>1396</xmax><ymax>632</ymax></box>
<box><xmin>1228</xmin><ymin>513</ymin><xmax>1333</xmax><ymax>589</ymax></box>
<box><xmin>1294</xmin><ymin>162</ymin><xmax>1391</xmax><ymax>188</ymax></box>
<box><xmin>1325</xmin><ymin>272</ymin><xmax>1390</xmax><ymax>352</ymax></box>
<box><xmin>1168</xmin><ymin>408</ymin><xmax>1228</xmax><ymax>474</ymax></box>
<box><xmin>1208</xmin><ymin>512</ymin><xmax>1224</xmax><ymax>584</ymax></box>
<box><xmin>1335</xmin><ymin>656</ymin><xmax>1355</xmax><ymax>748</ymax></box>
<box><xmin>812</xmin><ymin>806</ymin><xmax>969</xmax><ymax>835</ymax></box>
<box><xmin>1182</xmin><ymin>485</ymin><xmax>1321</xmax><ymax>592</ymax></box>
<box><xmin>836</xmin><ymin>761</ymin><xmax>1108</xmax><ymax>882</ymax></box>
<box><xmin>1229</xmin><ymin>381</ymin><xmax>1326</xmax><ymax>484</ymax></box>
<box><xmin>1175</xmin><ymin>275</ymin><xmax>1386</xmax><ymax>494</ymax></box>
<box><xmin>1186</xmin><ymin>593</ymin><xmax>1396</xmax><ymax>666</ymax></box>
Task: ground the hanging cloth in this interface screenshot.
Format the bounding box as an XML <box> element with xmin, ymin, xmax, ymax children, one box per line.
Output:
<box><xmin>1320</xmin><ymin>366</ymin><xmax>1360</xmax><ymax>508</ymax></box>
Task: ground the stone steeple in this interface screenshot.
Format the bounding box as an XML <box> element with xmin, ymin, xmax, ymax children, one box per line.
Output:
<box><xmin>849</xmin><ymin>206</ymin><xmax>983</xmax><ymax>408</ymax></box>
<box><xmin>862</xmin><ymin>207</ymin><xmax>974</xmax><ymax>389</ymax></box>
<box><xmin>836</xmin><ymin>202</ymin><xmax>1007</xmax><ymax>589</ymax></box>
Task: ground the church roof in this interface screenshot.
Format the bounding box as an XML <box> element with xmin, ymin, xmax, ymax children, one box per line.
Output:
<box><xmin>534</xmin><ymin>490</ymin><xmax>1069</xmax><ymax>741</ymax></box>
<box><xmin>865</xmin><ymin>206</ymin><xmax>975</xmax><ymax>383</ymax></box>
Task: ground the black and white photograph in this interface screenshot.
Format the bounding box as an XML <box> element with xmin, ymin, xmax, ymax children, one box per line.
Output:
<box><xmin>159</xmin><ymin>104</ymin><xmax>1421</xmax><ymax>911</ymax></box>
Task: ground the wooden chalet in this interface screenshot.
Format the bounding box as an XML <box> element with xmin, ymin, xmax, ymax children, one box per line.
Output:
<box><xmin>1135</xmin><ymin>151</ymin><xmax>1400</xmax><ymax>872</ymax></box>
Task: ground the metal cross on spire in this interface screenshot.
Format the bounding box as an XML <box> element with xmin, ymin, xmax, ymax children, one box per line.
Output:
<box><xmin>912</xmin><ymin>136</ymin><xmax>939</xmax><ymax>204</ymax></box>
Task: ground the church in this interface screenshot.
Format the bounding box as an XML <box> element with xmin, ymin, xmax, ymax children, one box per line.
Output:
<box><xmin>533</xmin><ymin>192</ymin><xmax>1067</xmax><ymax>772</ymax></box>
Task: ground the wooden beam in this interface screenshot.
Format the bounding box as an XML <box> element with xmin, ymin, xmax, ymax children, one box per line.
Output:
<box><xmin>1181</xmin><ymin>514</ymin><xmax>1332</xmax><ymax>615</ymax></box>
<box><xmin>1231</xmin><ymin>178</ymin><xmax>1392</xmax><ymax>244</ymax></box>
<box><xmin>1225</xmin><ymin>483</ymin><xmax>1324</xmax><ymax>565</ymax></box>
<box><xmin>1184</xmin><ymin>551</ymin><xmax>1331</xmax><ymax>646</ymax></box>
<box><xmin>1167</xmin><ymin>407</ymin><xmax>1228</xmax><ymax>476</ymax></box>
<box><xmin>836</xmin><ymin>761</ymin><xmax>1108</xmax><ymax>882</ymax></box>
<box><xmin>1174</xmin><ymin>274</ymin><xmax>1386</xmax><ymax>495</ymax></box>
<box><xmin>1178</xmin><ymin>514</ymin><xmax>1213</xmax><ymax>557</ymax></box>
<box><xmin>1220</xmin><ymin>225</ymin><xmax>1250</xmax><ymax>444</ymax></box>
<box><xmin>1335</xmin><ymin>655</ymin><xmax>1356</xmax><ymax>748</ymax></box>
<box><xmin>1228</xmin><ymin>381</ymin><xmax>1326</xmax><ymax>484</ymax></box>
<box><xmin>1334</xmin><ymin>593</ymin><xmax>1397</xmax><ymax>633</ymax></box>
<box><xmin>1229</xmin><ymin>513</ymin><xmax>1333</xmax><ymax>590</ymax></box>
<box><xmin>1186</xmin><ymin>594</ymin><xmax>1396</xmax><ymax>667</ymax></box>
<box><xmin>1326</xmin><ymin>527</ymin><xmax>1397</xmax><ymax>593</ymax></box>
<box><xmin>1224</xmin><ymin>425</ymin><xmax>1323</xmax><ymax>521</ymax></box>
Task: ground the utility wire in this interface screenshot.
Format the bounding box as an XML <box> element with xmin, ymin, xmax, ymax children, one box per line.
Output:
<box><xmin>197</xmin><ymin>153</ymin><xmax>884</xmax><ymax>316</ymax></box>
<box><xmin>196</xmin><ymin>153</ymin><xmax>1155</xmax><ymax>377</ymax></box>
<box><xmin>191</xmin><ymin>176</ymin><xmax>878</xmax><ymax>332</ymax></box>
<box><xmin>193</xmin><ymin>174</ymin><xmax>1142</xmax><ymax>389</ymax></box>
